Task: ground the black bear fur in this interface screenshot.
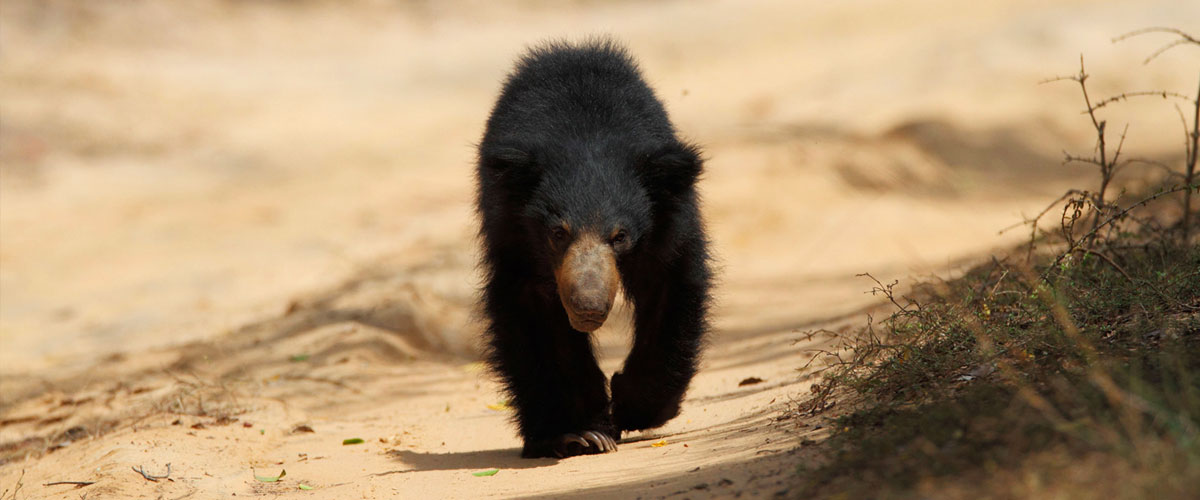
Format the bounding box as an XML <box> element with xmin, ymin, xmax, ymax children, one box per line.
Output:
<box><xmin>475</xmin><ymin>39</ymin><xmax>712</xmax><ymax>459</ymax></box>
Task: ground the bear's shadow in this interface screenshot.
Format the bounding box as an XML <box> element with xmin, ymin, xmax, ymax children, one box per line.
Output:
<box><xmin>387</xmin><ymin>448</ymin><xmax>557</xmax><ymax>473</ymax></box>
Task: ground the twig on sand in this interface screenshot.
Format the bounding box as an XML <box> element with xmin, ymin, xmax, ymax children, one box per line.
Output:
<box><xmin>132</xmin><ymin>463</ymin><xmax>172</xmax><ymax>482</ymax></box>
<box><xmin>44</xmin><ymin>481</ymin><xmax>96</xmax><ymax>487</ymax></box>
<box><xmin>3</xmin><ymin>469</ymin><xmax>25</xmax><ymax>500</ymax></box>
<box><xmin>370</xmin><ymin>469</ymin><xmax>415</xmax><ymax>477</ymax></box>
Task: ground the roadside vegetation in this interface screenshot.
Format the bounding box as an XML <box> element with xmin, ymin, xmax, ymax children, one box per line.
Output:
<box><xmin>793</xmin><ymin>28</ymin><xmax>1200</xmax><ymax>499</ymax></box>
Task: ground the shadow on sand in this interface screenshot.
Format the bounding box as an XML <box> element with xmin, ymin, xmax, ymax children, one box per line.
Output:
<box><xmin>385</xmin><ymin>448</ymin><xmax>557</xmax><ymax>474</ymax></box>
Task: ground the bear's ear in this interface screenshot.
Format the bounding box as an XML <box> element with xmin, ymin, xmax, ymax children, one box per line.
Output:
<box><xmin>480</xmin><ymin>145</ymin><xmax>542</xmax><ymax>203</ymax></box>
<box><xmin>639</xmin><ymin>142</ymin><xmax>703</xmax><ymax>198</ymax></box>
<box><xmin>480</xmin><ymin>145</ymin><xmax>533</xmax><ymax>173</ymax></box>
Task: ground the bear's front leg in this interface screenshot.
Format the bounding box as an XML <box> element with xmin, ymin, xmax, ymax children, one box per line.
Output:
<box><xmin>513</xmin><ymin>324</ymin><xmax>618</xmax><ymax>458</ymax></box>
<box><xmin>613</xmin><ymin>246</ymin><xmax>711</xmax><ymax>433</ymax></box>
<box><xmin>482</xmin><ymin>275</ymin><xmax>617</xmax><ymax>458</ymax></box>
<box><xmin>611</xmin><ymin>369</ymin><xmax>684</xmax><ymax>432</ymax></box>
<box><xmin>511</xmin><ymin>323</ymin><xmax>618</xmax><ymax>457</ymax></box>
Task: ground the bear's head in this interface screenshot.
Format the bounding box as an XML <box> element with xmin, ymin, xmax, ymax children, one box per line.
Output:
<box><xmin>481</xmin><ymin>140</ymin><xmax>702</xmax><ymax>332</ymax></box>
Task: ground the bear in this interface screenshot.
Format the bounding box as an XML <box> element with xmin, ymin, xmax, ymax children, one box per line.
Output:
<box><xmin>475</xmin><ymin>39</ymin><xmax>712</xmax><ymax>459</ymax></box>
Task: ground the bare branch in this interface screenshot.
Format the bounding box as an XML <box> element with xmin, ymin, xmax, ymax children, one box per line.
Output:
<box><xmin>1062</xmin><ymin>152</ymin><xmax>1103</xmax><ymax>168</ymax></box>
<box><xmin>999</xmin><ymin>189</ymin><xmax>1086</xmax><ymax>235</ymax></box>
<box><xmin>132</xmin><ymin>464</ymin><xmax>171</xmax><ymax>482</ymax></box>
<box><xmin>1143</xmin><ymin>39</ymin><xmax>1192</xmax><ymax>65</ymax></box>
<box><xmin>1072</xmin><ymin>248</ymin><xmax>1134</xmax><ymax>283</ymax></box>
<box><xmin>1038</xmin><ymin>74</ymin><xmax>1083</xmax><ymax>85</ymax></box>
<box><xmin>1073</xmin><ymin>56</ymin><xmax>1104</xmax><ymax>133</ymax></box>
<box><xmin>856</xmin><ymin>272</ymin><xmax>910</xmax><ymax>313</ymax></box>
<box><xmin>1184</xmin><ymin>76</ymin><xmax>1199</xmax><ymax>241</ymax></box>
<box><xmin>1175</xmin><ymin>103</ymin><xmax>1192</xmax><ymax>162</ymax></box>
<box><xmin>1045</xmin><ymin>185</ymin><xmax>1193</xmax><ymax>279</ymax></box>
<box><xmin>43</xmin><ymin>481</ymin><xmax>95</xmax><ymax>487</ymax></box>
<box><xmin>1123</xmin><ymin>158</ymin><xmax>1179</xmax><ymax>176</ymax></box>
<box><xmin>1090</xmin><ymin>90</ymin><xmax>1191</xmax><ymax>111</ymax></box>
<box><xmin>1112</xmin><ymin>27</ymin><xmax>1200</xmax><ymax>64</ymax></box>
<box><xmin>1113</xmin><ymin>27</ymin><xmax>1199</xmax><ymax>45</ymax></box>
<box><xmin>1110</xmin><ymin>124</ymin><xmax>1130</xmax><ymax>168</ymax></box>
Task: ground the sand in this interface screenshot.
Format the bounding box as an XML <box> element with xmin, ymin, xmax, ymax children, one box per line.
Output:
<box><xmin>1</xmin><ymin>0</ymin><xmax>1194</xmax><ymax>498</ymax></box>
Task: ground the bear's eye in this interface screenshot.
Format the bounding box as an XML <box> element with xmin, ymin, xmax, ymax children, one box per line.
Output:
<box><xmin>551</xmin><ymin>226</ymin><xmax>569</xmax><ymax>241</ymax></box>
<box><xmin>610</xmin><ymin>230</ymin><xmax>628</xmax><ymax>246</ymax></box>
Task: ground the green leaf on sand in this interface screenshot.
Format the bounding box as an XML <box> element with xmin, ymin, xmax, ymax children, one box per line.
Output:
<box><xmin>343</xmin><ymin>438</ymin><xmax>365</xmax><ymax>445</ymax></box>
<box><xmin>472</xmin><ymin>469</ymin><xmax>500</xmax><ymax>477</ymax></box>
<box><xmin>289</xmin><ymin>354</ymin><xmax>310</xmax><ymax>362</ymax></box>
<box><xmin>254</xmin><ymin>469</ymin><xmax>286</xmax><ymax>482</ymax></box>
<box><xmin>298</xmin><ymin>484</ymin><xmax>314</xmax><ymax>490</ymax></box>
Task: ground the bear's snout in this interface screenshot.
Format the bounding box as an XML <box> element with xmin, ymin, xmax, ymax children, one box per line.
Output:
<box><xmin>555</xmin><ymin>233</ymin><xmax>619</xmax><ymax>332</ymax></box>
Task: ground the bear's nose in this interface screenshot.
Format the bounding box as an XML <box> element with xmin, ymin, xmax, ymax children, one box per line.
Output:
<box><xmin>570</xmin><ymin>293</ymin><xmax>610</xmax><ymax>319</ymax></box>
<box><xmin>555</xmin><ymin>232</ymin><xmax>619</xmax><ymax>332</ymax></box>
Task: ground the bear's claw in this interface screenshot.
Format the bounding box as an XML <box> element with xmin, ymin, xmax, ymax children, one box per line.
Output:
<box><xmin>553</xmin><ymin>430</ymin><xmax>618</xmax><ymax>458</ymax></box>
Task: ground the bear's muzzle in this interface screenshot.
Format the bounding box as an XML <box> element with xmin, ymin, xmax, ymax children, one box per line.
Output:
<box><xmin>554</xmin><ymin>233</ymin><xmax>618</xmax><ymax>332</ymax></box>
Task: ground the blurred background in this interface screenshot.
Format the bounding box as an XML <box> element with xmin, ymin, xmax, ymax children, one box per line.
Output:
<box><xmin>1</xmin><ymin>0</ymin><xmax>1194</xmax><ymax>374</ymax></box>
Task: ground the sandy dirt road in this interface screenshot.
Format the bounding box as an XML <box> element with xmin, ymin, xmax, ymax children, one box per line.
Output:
<box><xmin>1</xmin><ymin>1</ymin><xmax>1194</xmax><ymax>498</ymax></box>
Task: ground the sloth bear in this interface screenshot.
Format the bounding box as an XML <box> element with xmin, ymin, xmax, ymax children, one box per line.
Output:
<box><xmin>476</xmin><ymin>40</ymin><xmax>711</xmax><ymax>459</ymax></box>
